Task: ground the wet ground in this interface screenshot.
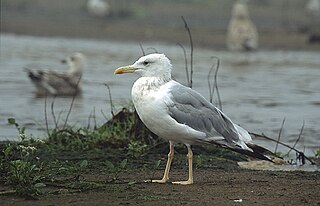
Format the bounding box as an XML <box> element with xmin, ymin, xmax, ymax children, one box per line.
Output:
<box><xmin>0</xmin><ymin>146</ymin><xmax>319</xmax><ymax>206</ymax></box>
<box><xmin>1</xmin><ymin>168</ymin><xmax>319</xmax><ymax>206</ymax></box>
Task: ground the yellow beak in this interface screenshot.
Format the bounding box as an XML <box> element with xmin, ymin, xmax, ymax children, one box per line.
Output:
<box><xmin>114</xmin><ymin>66</ymin><xmax>136</xmax><ymax>74</ymax></box>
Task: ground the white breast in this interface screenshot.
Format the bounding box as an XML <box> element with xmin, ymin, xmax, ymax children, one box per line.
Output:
<box><xmin>131</xmin><ymin>78</ymin><xmax>206</xmax><ymax>144</ymax></box>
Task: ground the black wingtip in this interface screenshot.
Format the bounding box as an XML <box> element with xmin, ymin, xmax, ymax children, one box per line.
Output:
<box><xmin>207</xmin><ymin>140</ymin><xmax>275</xmax><ymax>163</ymax></box>
<box><xmin>228</xmin><ymin>146</ymin><xmax>274</xmax><ymax>162</ymax></box>
<box><xmin>25</xmin><ymin>68</ymin><xmax>43</xmax><ymax>81</ymax></box>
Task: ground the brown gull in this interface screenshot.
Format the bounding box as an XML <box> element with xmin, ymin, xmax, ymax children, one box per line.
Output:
<box><xmin>25</xmin><ymin>52</ymin><xmax>85</xmax><ymax>96</ymax></box>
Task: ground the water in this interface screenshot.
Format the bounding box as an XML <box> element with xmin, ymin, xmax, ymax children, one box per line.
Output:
<box><xmin>0</xmin><ymin>33</ymin><xmax>319</xmax><ymax>157</ymax></box>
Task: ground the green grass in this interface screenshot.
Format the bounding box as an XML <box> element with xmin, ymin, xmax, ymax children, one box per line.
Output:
<box><xmin>0</xmin><ymin>108</ymin><xmax>254</xmax><ymax>198</ymax></box>
<box><xmin>0</xmin><ymin>107</ymin><xmax>164</xmax><ymax>198</ymax></box>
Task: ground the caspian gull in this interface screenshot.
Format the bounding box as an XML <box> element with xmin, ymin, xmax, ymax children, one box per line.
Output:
<box><xmin>226</xmin><ymin>1</ymin><xmax>258</xmax><ymax>51</ymax></box>
<box><xmin>115</xmin><ymin>53</ymin><xmax>273</xmax><ymax>185</ymax></box>
<box><xmin>25</xmin><ymin>52</ymin><xmax>85</xmax><ymax>96</ymax></box>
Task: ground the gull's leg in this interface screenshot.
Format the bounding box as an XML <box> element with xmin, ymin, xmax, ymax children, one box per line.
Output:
<box><xmin>151</xmin><ymin>141</ymin><xmax>174</xmax><ymax>183</ymax></box>
<box><xmin>172</xmin><ymin>144</ymin><xmax>193</xmax><ymax>185</ymax></box>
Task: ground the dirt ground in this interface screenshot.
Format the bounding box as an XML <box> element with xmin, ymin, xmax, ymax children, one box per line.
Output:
<box><xmin>1</xmin><ymin>146</ymin><xmax>319</xmax><ymax>206</ymax></box>
<box><xmin>1</xmin><ymin>168</ymin><xmax>319</xmax><ymax>206</ymax></box>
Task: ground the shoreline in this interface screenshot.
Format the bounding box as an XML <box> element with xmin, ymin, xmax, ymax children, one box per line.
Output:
<box><xmin>2</xmin><ymin>0</ymin><xmax>320</xmax><ymax>51</ymax></box>
<box><xmin>3</xmin><ymin>19</ymin><xmax>320</xmax><ymax>51</ymax></box>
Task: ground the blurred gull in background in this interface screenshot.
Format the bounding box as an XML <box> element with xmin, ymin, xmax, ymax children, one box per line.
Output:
<box><xmin>87</xmin><ymin>0</ymin><xmax>110</xmax><ymax>17</ymax></box>
<box><xmin>25</xmin><ymin>52</ymin><xmax>85</xmax><ymax>96</ymax></box>
<box><xmin>305</xmin><ymin>0</ymin><xmax>320</xmax><ymax>16</ymax></box>
<box><xmin>226</xmin><ymin>0</ymin><xmax>258</xmax><ymax>51</ymax></box>
<box><xmin>305</xmin><ymin>0</ymin><xmax>320</xmax><ymax>44</ymax></box>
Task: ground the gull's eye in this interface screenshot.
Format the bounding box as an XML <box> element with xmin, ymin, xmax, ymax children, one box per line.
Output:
<box><xmin>71</xmin><ymin>57</ymin><xmax>75</xmax><ymax>61</ymax></box>
<box><xmin>143</xmin><ymin>61</ymin><xmax>149</xmax><ymax>66</ymax></box>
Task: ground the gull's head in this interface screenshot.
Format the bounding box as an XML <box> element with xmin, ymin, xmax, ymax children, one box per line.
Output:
<box><xmin>61</xmin><ymin>52</ymin><xmax>86</xmax><ymax>74</ymax></box>
<box><xmin>232</xmin><ymin>1</ymin><xmax>249</xmax><ymax>20</ymax></box>
<box><xmin>115</xmin><ymin>53</ymin><xmax>172</xmax><ymax>80</ymax></box>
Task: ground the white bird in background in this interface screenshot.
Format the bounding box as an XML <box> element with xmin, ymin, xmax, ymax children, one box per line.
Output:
<box><xmin>87</xmin><ymin>0</ymin><xmax>110</xmax><ymax>17</ymax></box>
<box><xmin>115</xmin><ymin>53</ymin><xmax>275</xmax><ymax>185</ymax></box>
<box><xmin>305</xmin><ymin>0</ymin><xmax>320</xmax><ymax>16</ymax></box>
<box><xmin>226</xmin><ymin>0</ymin><xmax>258</xmax><ymax>51</ymax></box>
<box><xmin>25</xmin><ymin>52</ymin><xmax>85</xmax><ymax>96</ymax></box>
<box><xmin>305</xmin><ymin>0</ymin><xmax>320</xmax><ymax>44</ymax></box>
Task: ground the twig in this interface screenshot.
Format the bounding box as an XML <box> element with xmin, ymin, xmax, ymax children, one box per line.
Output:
<box><xmin>0</xmin><ymin>189</ymin><xmax>16</xmax><ymax>195</ymax></box>
<box><xmin>181</xmin><ymin>16</ymin><xmax>194</xmax><ymax>88</ymax></box>
<box><xmin>104</xmin><ymin>83</ymin><xmax>115</xmax><ymax>117</ymax></box>
<box><xmin>177</xmin><ymin>43</ymin><xmax>189</xmax><ymax>86</ymax></box>
<box><xmin>87</xmin><ymin>110</ymin><xmax>93</xmax><ymax>129</ymax></box>
<box><xmin>56</xmin><ymin>111</ymin><xmax>63</xmax><ymax>126</ymax></box>
<box><xmin>208</xmin><ymin>58</ymin><xmax>216</xmax><ymax>103</ymax></box>
<box><xmin>44</xmin><ymin>92</ymin><xmax>50</xmax><ymax>137</ymax></box>
<box><xmin>62</xmin><ymin>75</ymin><xmax>82</xmax><ymax>129</ymax></box>
<box><xmin>93</xmin><ymin>107</ymin><xmax>97</xmax><ymax>129</ymax></box>
<box><xmin>207</xmin><ymin>56</ymin><xmax>222</xmax><ymax>110</ymax></box>
<box><xmin>101</xmin><ymin>109</ymin><xmax>109</xmax><ymax>121</ymax></box>
<box><xmin>275</xmin><ymin>118</ymin><xmax>286</xmax><ymax>153</ymax></box>
<box><xmin>285</xmin><ymin>121</ymin><xmax>305</xmax><ymax>156</ymax></box>
<box><xmin>62</xmin><ymin>95</ymin><xmax>77</xmax><ymax>130</ymax></box>
<box><xmin>51</xmin><ymin>95</ymin><xmax>58</xmax><ymax>129</ymax></box>
<box><xmin>139</xmin><ymin>43</ymin><xmax>145</xmax><ymax>56</ymax></box>
<box><xmin>213</xmin><ymin>57</ymin><xmax>221</xmax><ymax>110</ymax></box>
<box><xmin>87</xmin><ymin>108</ymin><xmax>97</xmax><ymax>129</ymax></box>
<box><xmin>249</xmin><ymin>132</ymin><xmax>315</xmax><ymax>165</ymax></box>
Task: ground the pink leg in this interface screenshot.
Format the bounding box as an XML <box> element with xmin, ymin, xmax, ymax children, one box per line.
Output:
<box><xmin>151</xmin><ymin>141</ymin><xmax>174</xmax><ymax>183</ymax></box>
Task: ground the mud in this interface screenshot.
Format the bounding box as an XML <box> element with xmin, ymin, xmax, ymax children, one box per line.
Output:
<box><xmin>1</xmin><ymin>168</ymin><xmax>319</xmax><ymax>206</ymax></box>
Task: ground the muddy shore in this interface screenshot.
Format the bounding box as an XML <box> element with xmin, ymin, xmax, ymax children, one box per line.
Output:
<box><xmin>2</xmin><ymin>168</ymin><xmax>319</xmax><ymax>206</ymax></box>
<box><xmin>0</xmin><ymin>145</ymin><xmax>319</xmax><ymax>206</ymax></box>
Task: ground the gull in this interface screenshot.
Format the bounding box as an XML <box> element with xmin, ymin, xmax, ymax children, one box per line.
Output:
<box><xmin>87</xmin><ymin>0</ymin><xmax>110</xmax><ymax>17</ymax></box>
<box><xmin>25</xmin><ymin>52</ymin><xmax>85</xmax><ymax>96</ymax></box>
<box><xmin>305</xmin><ymin>0</ymin><xmax>320</xmax><ymax>16</ymax></box>
<box><xmin>226</xmin><ymin>1</ymin><xmax>258</xmax><ymax>51</ymax></box>
<box><xmin>115</xmin><ymin>53</ymin><xmax>273</xmax><ymax>185</ymax></box>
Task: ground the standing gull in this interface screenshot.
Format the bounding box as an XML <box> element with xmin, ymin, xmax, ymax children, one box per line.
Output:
<box><xmin>226</xmin><ymin>1</ymin><xmax>258</xmax><ymax>51</ymax></box>
<box><xmin>115</xmin><ymin>53</ymin><xmax>273</xmax><ymax>185</ymax></box>
<box><xmin>25</xmin><ymin>52</ymin><xmax>85</xmax><ymax>96</ymax></box>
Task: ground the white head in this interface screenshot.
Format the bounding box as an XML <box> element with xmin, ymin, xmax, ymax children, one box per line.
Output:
<box><xmin>115</xmin><ymin>53</ymin><xmax>172</xmax><ymax>81</ymax></box>
<box><xmin>232</xmin><ymin>1</ymin><xmax>250</xmax><ymax>20</ymax></box>
<box><xmin>62</xmin><ymin>52</ymin><xmax>85</xmax><ymax>74</ymax></box>
<box><xmin>87</xmin><ymin>0</ymin><xmax>110</xmax><ymax>17</ymax></box>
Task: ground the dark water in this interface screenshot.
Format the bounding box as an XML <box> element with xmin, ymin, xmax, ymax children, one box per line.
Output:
<box><xmin>1</xmin><ymin>33</ymin><xmax>319</xmax><ymax>156</ymax></box>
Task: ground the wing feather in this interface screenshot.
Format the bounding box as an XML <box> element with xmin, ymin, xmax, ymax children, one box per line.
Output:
<box><xmin>167</xmin><ymin>83</ymin><xmax>241</xmax><ymax>145</ymax></box>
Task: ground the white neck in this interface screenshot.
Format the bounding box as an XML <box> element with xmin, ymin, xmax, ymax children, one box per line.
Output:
<box><xmin>69</xmin><ymin>64</ymin><xmax>82</xmax><ymax>74</ymax></box>
<box><xmin>136</xmin><ymin>76</ymin><xmax>171</xmax><ymax>89</ymax></box>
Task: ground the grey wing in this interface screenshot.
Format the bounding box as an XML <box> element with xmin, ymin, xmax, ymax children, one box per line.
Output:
<box><xmin>44</xmin><ymin>71</ymin><xmax>81</xmax><ymax>90</ymax></box>
<box><xmin>25</xmin><ymin>68</ymin><xmax>81</xmax><ymax>95</ymax></box>
<box><xmin>167</xmin><ymin>84</ymin><xmax>240</xmax><ymax>144</ymax></box>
